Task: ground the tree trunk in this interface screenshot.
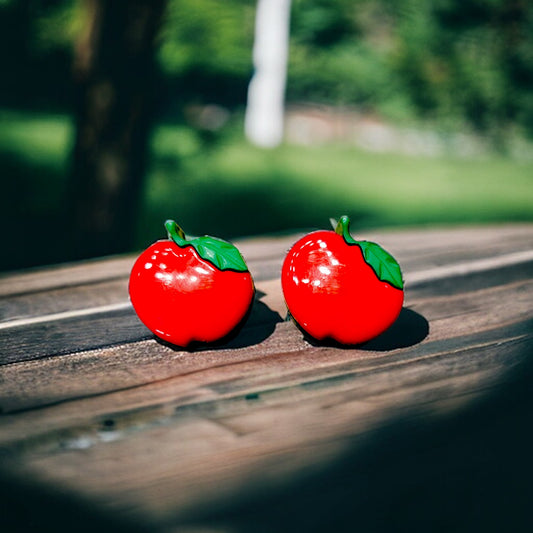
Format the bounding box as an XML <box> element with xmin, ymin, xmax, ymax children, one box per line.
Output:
<box><xmin>69</xmin><ymin>0</ymin><xmax>165</xmax><ymax>259</ymax></box>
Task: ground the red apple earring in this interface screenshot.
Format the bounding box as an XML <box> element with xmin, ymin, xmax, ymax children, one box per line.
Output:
<box><xmin>129</xmin><ymin>220</ymin><xmax>255</xmax><ymax>347</ymax></box>
<box><xmin>281</xmin><ymin>215</ymin><xmax>404</xmax><ymax>345</ymax></box>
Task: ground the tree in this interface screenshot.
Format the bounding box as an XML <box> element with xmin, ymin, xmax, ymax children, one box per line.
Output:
<box><xmin>69</xmin><ymin>0</ymin><xmax>166</xmax><ymax>259</ymax></box>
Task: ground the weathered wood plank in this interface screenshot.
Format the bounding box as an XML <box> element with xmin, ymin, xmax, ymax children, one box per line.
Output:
<box><xmin>0</xmin><ymin>280</ymin><xmax>284</xmax><ymax>365</ymax></box>
<box><xmin>0</xmin><ymin>267</ymin><xmax>531</xmax><ymax>416</ymax></box>
<box><xmin>2</xmin><ymin>332</ymin><xmax>530</xmax><ymax>530</ymax></box>
<box><xmin>0</xmin><ymin>233</ymin><xmax>300</xmax><ymax>297</ymax></box>
<box><xmin>0</xmin><ymin>224</ymin><xmax>532</xmax><ymax>533</ymax></box>
<box><xmin>1</xmin><ymin>223</ymin><xmax>531</xmax><ymax>298</ymax></box>
<box><xmin>2</xmin><ymin>245</ymin><xmax>531</xmax><ymax>328</ymax></box>
<box><xmin>1</xmin><ymin>227</ymin><xmax>531</xmax><ymax>366</ymax></box>
<box><xmin>0</xmin><ymin>259</ymin><xmax>530</xmax><ymax>367</ymax></box>
<box><xmin>1</xmin><ymin>318</ymin><xmax>529</xmax><ymax>449</ymax></box>
<box><xmin>0</xmin><ymin>275</ymin><xmax>530</xmax><ymax>445</ymax></box>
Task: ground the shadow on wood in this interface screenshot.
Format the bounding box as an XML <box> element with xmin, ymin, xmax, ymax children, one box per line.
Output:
<box><xmin>295</xmin><ymin>307</ymin><xmax>430</xmax><ymax>351</ymax></box>
<box><xmin>0</xmin><ymin>467</ymin><xmax>152</xmax><ymax>533</ymax></box>
<box><xmin>154</xmin><ymin>300</ymin><xmax>283</xmax><ymax>352</ymax></box>
<box><xmin>362</xmin><ymin>307</ymin><xmax>429</xmax><ymax>351</ymax></box>
<box><xmin>177</xmin><ymin>334</ymin><xmax>533</xmax><ymax>533</ymax></box>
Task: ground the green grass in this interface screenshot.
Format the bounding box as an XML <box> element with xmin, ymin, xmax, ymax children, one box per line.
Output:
<box><xmin>0</xmin><ymin>110</ymin><xmax>73</xmax><ymax>167</ymax></box>
<box><xmin>1</xmin><ymin>109</ymin><xmax>532</xmax><ymax>270</ymax></box>
<box><xmin>140</xmin><ymin>120</ymin><xmax>533</xmax><ymax>244</ymax></box>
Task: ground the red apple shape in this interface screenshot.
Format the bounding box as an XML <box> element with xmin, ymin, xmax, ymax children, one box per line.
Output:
<box><xmin>129</xmin><ymin>220</ymin><xmax>255</xmax><ymax>347</ymax></box>
<box><xmin>281</xmin><ymin>216</ymin><xmax>404</xmax><ymax>345</ymax></box>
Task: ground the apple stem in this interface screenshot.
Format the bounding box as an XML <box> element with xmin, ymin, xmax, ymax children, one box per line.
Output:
<box><xmin>334</xmin><ymin>215</ymin><xmax>357</xmax><ymax>245</ymax></box>
<box><xmin>165</xmin><ymin>219</ymin><xmax>187</xmax><ymax>246</ymax></box>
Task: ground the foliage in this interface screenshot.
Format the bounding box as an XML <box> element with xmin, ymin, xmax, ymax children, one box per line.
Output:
<box><xmin>1</xmin><ymin>0</ymin><xmax>532</xmax><ymax>137</ymax></box>
<box><xmin>157</xmin><ymin>0</ymin><xmax>255</xmax><ymax>108</ymax></box>
<box><xmin>159</xmin><ymin>0</ymin><xmax>254</xmax><ymax>77</ymax></box>
<box><xmin>386</xmin><ymin>0</ymin><xmax>533</xmax><ymax>136</ymax></box>
<box><xmin>0</xmin><ymin>0</ymin><xmax>82</xmax><ymax>110</ymax></box>
<box><xmin>289</xmin><ymin>0</ymin><xmax>533</xmax><ymax>137</ymax></box>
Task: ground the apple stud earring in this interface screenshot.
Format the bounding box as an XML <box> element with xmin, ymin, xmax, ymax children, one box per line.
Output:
<box><xmin>281</xmin><ymin>215</ymin><xmax>404</xmax><ymax>345</ymax></box>
<box><xmin>129</xmin><ymin>220</ymin><xmax>255</xmax><ymax>347</ymax></box>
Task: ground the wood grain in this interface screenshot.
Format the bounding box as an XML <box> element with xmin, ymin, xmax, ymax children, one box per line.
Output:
<box><xmin>0</xmin><ymin>224</ymin><xmax>532</xmax><ymax>533</ymax></box>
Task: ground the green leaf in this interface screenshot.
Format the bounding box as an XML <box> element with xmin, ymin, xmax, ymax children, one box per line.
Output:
<box><xmin>189</xmin><ymin>236</ymin><xmax>249</xmax><ymax>272</ymax></box>
<box><xmin>165</xmin><ymin>219</ymin><xmax>249</xmax><ymax>272</ymax></box>
<box><xmin>358</xmin><ymin>240</ymin><xmax>404</xmax><ymax>290</ymax></box>
<box><xmin>334</xmin><ymin>215</ymin><xmax>403</xmax><ymax>289</ymax></box>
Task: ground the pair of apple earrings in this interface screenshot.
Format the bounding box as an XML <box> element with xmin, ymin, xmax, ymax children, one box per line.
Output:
<box><xmin>129</xmin><ymin>217</ymin><xmax>404</xmax><ymax>348</ymax></box>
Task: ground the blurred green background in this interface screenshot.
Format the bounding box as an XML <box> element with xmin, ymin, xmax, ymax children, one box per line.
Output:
<box><xmin>0</xmin><ymin>0</ymin><xmax>532</xmax><ymax>272</ymax></box>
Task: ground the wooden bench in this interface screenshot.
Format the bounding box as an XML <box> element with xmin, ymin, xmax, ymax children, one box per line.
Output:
<box><xmin>1</xmin><ymin>224</ymin><xmax>532</xmax><ymax>532</ymax></box>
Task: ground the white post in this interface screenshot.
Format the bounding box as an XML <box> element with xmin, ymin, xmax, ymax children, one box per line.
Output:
<box><xmin>245</xmin><ymin>0</ymin><xmax>291</xmax><ymax>148</ymax></box>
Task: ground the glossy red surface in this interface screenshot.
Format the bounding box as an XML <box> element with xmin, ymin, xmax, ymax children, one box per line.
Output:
<box><xmin>281</xmin><ymin>230</ymin><xmax>404</xmax><ymax>345</ymax></box>
<box><xmin>129</xmin><ymin>240</ymin><xmax>254</xmax><ymax>347</ymax></box>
